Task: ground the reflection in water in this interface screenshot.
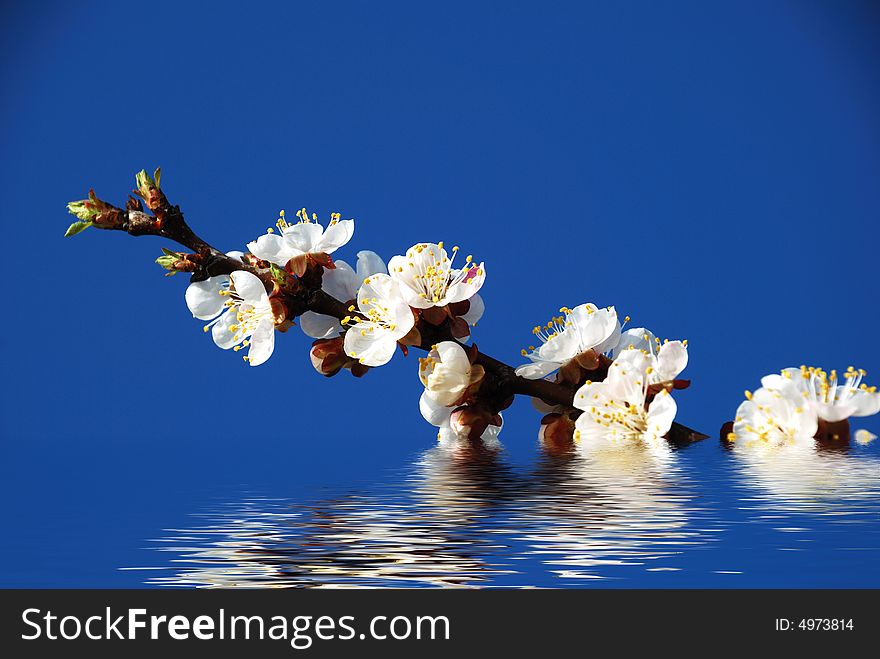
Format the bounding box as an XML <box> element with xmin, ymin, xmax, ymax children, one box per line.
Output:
<box><xmin>731</xmin><ymin>443</ymin><xmax>880</xmax><ymax>517</ymax></box>
<box><xmin>138</xmin><ymin>440</ymin><xmax>721</xmax><ymax>588</ymax></box>
<box><xmin>510</xmin><ymin>445</ymin><xmax>710</xmax><ymax>580</ymax></box>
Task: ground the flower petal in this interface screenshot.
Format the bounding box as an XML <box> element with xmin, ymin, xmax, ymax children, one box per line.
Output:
<box><xmin>849</xmin><ymin>390</ymin><xmax>880</xmax><ymax>418</ymax></box>
<box><xmin>572</xmin><ymin>380</ymin><xmax>607</xmax><ymax>412</ymax></box>
<box><xmin>571</xmin><ymin>304</ymin><xmax>618</xmax><ymax>352</ymax></box>
<box><xmin>356</xmin><ymin>250</ymin><xmax>387</xmax><ymax>280</ymax></box>
<box><xmin>646</xmin><ymin>391</ymin><xmax>677</xmax><ymax>441</ymax></box>
<box><xmin>230</xmin><ymin>270</ymin><xmax>268</xmax><ymax>303</ymax></box>
<box><xmin>185</xmin><ymin>276</ymin><xmax>229</xmax><ymax>320</ymax></box>
<box><xmin>656</xmin><ymin>340</ymin><xmax>688</xmax><ymax>381</ymax></box>
<box><xmin>300</xmin><ymin>311</ymin><xmax>343</xmax><ymax>339</ymax></box>
<box><xmin>316</xmin><ymin>219</ymin><xmax>355</xmax><ymax>253</ymax></box>
<box><xmin>343</xmin><ymin>326</ymin><xmax>398</xmax><ymax>367</ymax></box>
<box><xmin>321</xmin><ymin>260</ymin><xmax>359</xmax><ymax>302</ymax></box>
<box><xmin>460</xmin><ymin>293</ymin><xmax>484</xmax><ymax>326</ymax></box>
<box><xmin>515</xmin><ymin>360</ymin><xmax>561</xmax><ymax>379</ymax></box>
<box><xmin>419</xmin><ymin>390</ymin><xmax>452</xmax><ymax>427</ymax></box>
<box><xmin>613</xmin><ymin>327</ymin><xmax>656</xmax><ymax>358</ymax></box>
<box><xmin>282</xmin><ymin>222</ymin><xmax>324</xmax><ymax>253</ymax></box>
<box><xmin>247</xmin><ymin>318</ymin><xmax>275</xmax><ymax>366</ymax></box>
<box><xmin>211</xmin><ymin>310</ymin><xmax>241</xmax><ymax>349</ymax></box>
<box><xmin>247</xmin><ymin>233</ymin><xmax>299</xmax><ymax>266</ymax></box>
<box><xmin>445</xmin><ymin>262</ymin><xmax>486</xmax><ymax>304</ymax></box>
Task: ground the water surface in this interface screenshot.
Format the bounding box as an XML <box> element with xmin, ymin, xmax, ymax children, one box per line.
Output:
<box><xmin>120</xmin><ymin>438</ymin><xmax>880</xmax><ymax>588</ymax></box>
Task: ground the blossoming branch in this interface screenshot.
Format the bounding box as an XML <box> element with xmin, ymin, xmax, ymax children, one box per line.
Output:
<box><xmin>65</xmin><ymin>168</ymin><xmax>712</xmax><ymax>449</ymax></box>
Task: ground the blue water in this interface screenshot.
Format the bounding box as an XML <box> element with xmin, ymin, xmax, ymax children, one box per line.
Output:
<box><xmin>4</xmin><ymin>434</ymin><xmax>877</xmax><ymax>588</ymax></box>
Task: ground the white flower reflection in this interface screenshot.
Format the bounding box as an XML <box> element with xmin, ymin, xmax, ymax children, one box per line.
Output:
<box><xmin>131</xmin><ymin>439</ymin><xmax>721</xmax><ymax>587</ymax></box>
<box><xmin>730</xmin><ymin>441</ymin><xmax>880</xmax><ymax>515</ymax></box>
<box><xmin>507</xmin><ymin>445</ymin><xmax>710</xmax><ymax>580</ymax></box>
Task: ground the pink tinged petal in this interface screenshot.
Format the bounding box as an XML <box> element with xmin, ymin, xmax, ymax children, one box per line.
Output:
<box><xmin>247</xmin><ymin>233</ymin><xmax>297</xmax><ymax>266</ymax></box>
<box><xmin>321</xmin><ymin>260</ymin><xmax>359</xmax><ymax>302</ymax></box>
<box><xmin>230</xmin><ymin>270</ymin><xmax>268</xmax><ymax>303</ymax></box>
<box><xmin>282</xmin><ymin>222</ymin><xmax>324</xmax><ymax>253</ymax></box>
<box><xmin>445</xmin><ymin>262</ymin><xmax>486</xmax><ymax>304</ymax></box>
<box><xmin>656</xmin><ymin>341</ymin><xmax>688</xmax><ymax>381</ymax></box>
<box><xmin>300</xmin><ymin>311</ymin><xmax>343</xmax><ymax>339</ymax></box>
<box><xmin>316</xmin><ymin>219</ymin><xmax>355</xmax><ymax>253</ymax></box>
<box><xmin>185</xmin><ymin>276</ymin><xmax>229</xmax><ymax>320</ymax></box>
<box><xmin>419</xmin><ymin>390</ymin><xmax>452</xmax><ymax>427</ymax></box>
<box><xmin>460</xmin><ymin>293</ymin><xmax>484</xmax><ymax>326</ymax></box>
<box><xmin>247</xmin><ymin>318</ymin><xmax>275</xmax><ymax>366</ymax></box>
<box><xmin>356</xmin><ymin>250</ymin><xmax>387</xmax><ymax>280</ymax></box>
<box><xmin>515</xmin><ymin>360</ymin><xmax>561</xmax><ymax>380</ymax></box>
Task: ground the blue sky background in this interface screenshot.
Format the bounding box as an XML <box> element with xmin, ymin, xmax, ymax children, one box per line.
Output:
<box><xmin>1</xmin><ymin>1</ymin><xmax>879</xmax><ymax>585</ymax></box>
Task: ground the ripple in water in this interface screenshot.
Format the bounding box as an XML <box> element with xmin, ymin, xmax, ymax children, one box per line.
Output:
<box><xmin>136</xmin><ymin>442</ymin><xmax>729</xmax><ymax>588</ymax></box>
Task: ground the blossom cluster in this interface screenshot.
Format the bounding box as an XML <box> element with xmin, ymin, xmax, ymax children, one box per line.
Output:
<box><xmin>183</xmin><ymin>212</ymin><xmax>497</xmax><ymax>442</ymax></box>
<box><xmin>177</xmin><ymin>210</ymin><xmax>694</xmax><ymax>448</ymax></box>
<box><xmin>67</xmin><ymin>178</ymin><xmax>878</xmax><ymax>453</ymax></box>
<box><xmin>728</xmin><ymin>366</ymin><xmax>880</xmax><ymax>448</ymax></box>
<box><xmin>180</xmin><ymin>207</ymin><xmax>878</xmax><ymax>451</ymax></box>
<box><xmin>514</xmin><ymin>305</ymin><xmax>690</xmax><ymax>451</ymax></box>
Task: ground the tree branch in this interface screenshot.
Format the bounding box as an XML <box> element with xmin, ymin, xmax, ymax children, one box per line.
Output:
<box><xmin>69</xmin><ymin>180</ymin><xmax>707</xmax><ymax>446</ymax></box>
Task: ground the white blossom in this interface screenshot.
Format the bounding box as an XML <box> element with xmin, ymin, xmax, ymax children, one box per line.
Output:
<box><xmin>729</xmin><ymin>379</ymin><xmax>818</xmax><ymax>448</ymax></box>
<box><xmin>572</xmin><ymin>348</ymin><xmax>677</xmax><ymax>448</ymax></box>
<box><xmin>342</xmin><ymin>274</ymin><xmax>415</xmax><ymax>367</ymax></box>
<box><xmin>247</xmin><ymin>209</ymin><xmax>354</xmax><ymax>267</ymax></box>
<box><xmin>185</xmin><ymin>269</ymin><xmax>275</xmax><ymax>366</ymax></box>
<box><xmin>419</xmin><ymin>341</ymin><xmax>473</xmax><ymax>406</ymax></box>
<box><xmin>763</xmin><ymin>366</ymin><xmax>880</xmax><ymax>423</ymax></box>
<box><xmin>388</xmin><ymin>242</ymin><xmax>485</xmax><ymax>309</ymax></box>
<box><xmin>613</xmin><ymin>327</ymin><xmax>688</xmax><ymax>385</ymax></box>
<box><xmin>516</xmin><ymin>303</ymin><xmax>620</xmax><ymax>380</ymax></box>
<box><xmin>300</xmin><ymin>250</ymin><xmax>386</xmax><ymax>339</ymax></box>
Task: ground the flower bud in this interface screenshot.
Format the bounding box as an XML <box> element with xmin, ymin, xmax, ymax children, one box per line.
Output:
<box><xmin>449</xmin><ymin>404</ymin><xmax>502</xmax><ymax>441</ymax></box>
<box><xmin>155</xmin><ymin>253</ymin><xmax>179</xmax><ymax>273</ymax></box>
<box><xmin>133</xmin><ymin>167</ymin><xmax>166</xmax><ymax>213</ymax></box>
<box><xmin>419</xmin><ymin>341</ymin><xmax>473</xmax><ymax>406</ymax></box>
<box><xmin>65</xmin><ymin>189</ymin><xmax>125</xmax><ymax>236</ymax></box>
<box><xmin>539</xmin><ymin>412</ymin><xmax>576</xmax><ymax>451</ymax></box>
<box><xmin>310</xmin><ymin>337</ymin><xmax>349</xmax><ymax>377</ymax></box>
